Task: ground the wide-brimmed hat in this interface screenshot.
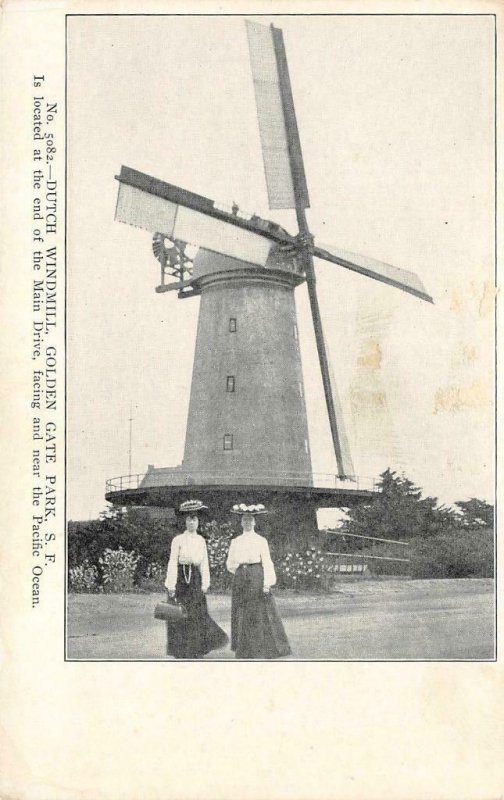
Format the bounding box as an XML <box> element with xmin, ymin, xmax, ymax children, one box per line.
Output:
<box><xmin>230</xmin><ymin>503</ymin><xmax>268</xmax><ymax>515</ymax></box>
<box><xmin>178</xmin><ymin>499</ymin><xmax>208</xmax><ymax>515</ymax></box>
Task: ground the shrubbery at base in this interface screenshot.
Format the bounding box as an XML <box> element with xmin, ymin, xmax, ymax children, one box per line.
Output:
<box><xmin>67</xmin><ymin>509</ymin><xmax>494</xmax><ymax>592</ymax></box>
<box><xmin>410</xmin><ymin>528</ymin><xmax>494</xmax><ymax>579</ymax></box>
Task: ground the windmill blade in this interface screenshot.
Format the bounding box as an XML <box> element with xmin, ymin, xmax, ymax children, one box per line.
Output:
<box><xmin>314</xmin><ymin>241</ymin><xmax>433</xmax><ymax>303</ymax></box>
<box><xmin>302</xmin><ymin>254</ymin><xmax>355</xmax><ymax>478</ymax></box>
<box><xmin>326</xmin><ymin>349</ymin><xmax>355</xmax><ymax>477</ymax></box>
<box><xmin>115</xmin><ymin>166</ymin><xmax>277</xmax><ymax>268</ymax></box>
<box><xmin>247</xmin><ymin>21</ymin><xmax>354</xmax><ymax>475</ymax></box>
<box><xmin>246</xmin><ymin>21</ymin><xmax>309</xmax><ymax>210</ymax></box>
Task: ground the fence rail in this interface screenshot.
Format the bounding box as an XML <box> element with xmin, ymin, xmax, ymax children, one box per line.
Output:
<box><xmin>324</xmin><ymin>530</ymin><xmax>409</xmax><ymax>546</ymax></box>
<box><xmin>326</xmin><ymin>551</ymin><xmax>410</xmax><ymax>564</ymax></box>
<box><xmin>324</xmin><ymin>530</ymin><xmax>410</xmax><ymax>577</ymax></box>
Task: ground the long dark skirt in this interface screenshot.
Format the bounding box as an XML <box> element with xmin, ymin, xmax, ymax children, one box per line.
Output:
<box><xmin>231</xmin><ymin>564</ymin><xmax>291</xmax><ymax>659</ymax></box>
<box><xmin>166</xmin><ymin>565</ymin><xmax>228</xmax><ymax>659</ymax></box>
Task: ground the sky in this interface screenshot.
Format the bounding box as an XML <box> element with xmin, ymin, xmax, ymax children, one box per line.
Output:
<box><xmin>67</xmin><ymin>14</ymin><xmax>495</xmax><ymax>521</ymax></box>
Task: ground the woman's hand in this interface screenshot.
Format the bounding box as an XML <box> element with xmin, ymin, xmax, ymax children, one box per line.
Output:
<box><xmin>168</xmin><ymin>591</ymin><xmax>176</xmax><ymax>599</ymax></box>
<box><xmin>263</xmin><ymin>587</ymin><xmax>270</xmax><ymax>594</ymax></box>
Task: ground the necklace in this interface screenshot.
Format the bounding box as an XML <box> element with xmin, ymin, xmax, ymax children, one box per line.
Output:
<box><xmin>182</xmin><ymin>564</ymin><xmax>192</xmax><ymax>584</ymax></box>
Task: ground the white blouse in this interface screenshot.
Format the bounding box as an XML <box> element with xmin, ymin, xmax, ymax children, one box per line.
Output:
<box><xmin>226</xmin><ymin>532</ymin><xmax>276</xmax><ymax>589</ymax></box>
<box><xmin>165</xmin><ymin>532</ymin><xmax>211</xmax><ymax>593</ymax></box>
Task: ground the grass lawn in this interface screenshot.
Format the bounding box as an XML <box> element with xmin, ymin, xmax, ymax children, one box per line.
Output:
<box><xmin>67</xmin><ymin>578</ymin><xmax>495</xmax><ymax>661</ymax></box>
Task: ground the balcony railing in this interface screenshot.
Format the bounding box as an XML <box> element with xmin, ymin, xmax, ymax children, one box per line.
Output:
<box><xmin>105</xmin><ymin>471</ymin><xmax>380</xmax><ymax>494</ymax></box>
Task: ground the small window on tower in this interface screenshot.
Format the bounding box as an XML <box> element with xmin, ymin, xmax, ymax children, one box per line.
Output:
<box><xmin>293</xmin><ymin>323</ymin><xmax>298</xmax><ymax>341</ymax></box>
<box><xmin>223</xmin><ymin>434</ymin><xmax>234</xmax><ymax>451</ymax></box>
<box><xmin>227</xmin><ymin>376</ymin><xmax>235</xmax><ymax>393</ymax></box>
<box><xmin>229</xmin><ymin>318</ymin><xmax>237</xmax><ymax>332</ymax></box>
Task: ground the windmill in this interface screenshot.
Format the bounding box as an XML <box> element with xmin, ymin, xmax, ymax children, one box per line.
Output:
<box><xmin>106</xmin><ymin>20</ymin><xmax>432</xmax><ymax>535</ymax></box>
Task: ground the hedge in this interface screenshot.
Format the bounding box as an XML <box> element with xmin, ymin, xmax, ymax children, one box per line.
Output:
<box><xmin>68</xmin><ymin>513</ymin><xmax>494</xmax><ymax>591</ymax></box>
<box><xmin>410</xmin><ymin>527</ymin><xmax>494</xmax><ymax>579</ymax></box>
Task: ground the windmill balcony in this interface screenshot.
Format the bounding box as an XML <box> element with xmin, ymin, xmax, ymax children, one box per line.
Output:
<box><xmin>105</xmin><ymin>470</ymin><xmax>380</xmax><ymax>494</ymax></box>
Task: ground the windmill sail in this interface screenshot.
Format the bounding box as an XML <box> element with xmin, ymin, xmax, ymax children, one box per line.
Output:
<box><xmin>246</xmin><ymin>21</ymin><xmax>309</xmax><ymax>210</ymax></box>
<box><xmin>247</xmin><ymin>20</ymin><xmax>354</xmax><ymax>478</ymax></box>
<box><xmin>326</xmin><ymin>342</ymin><xmax>355</xmax><ymax>477</ymax></box>
<box><xmin>303</xmin><ymin>265</ymin><xmax>355</xmax><ymax>478</ymax></box>
<box><xmin>314</xmin><ymin>242</ymin><xmax>433</xmax><ymax>303</ymax></box>
<box><xmin>115</xmin><ymin>166</ymin><xmax>276</xmax><ymax>268</ymax></box>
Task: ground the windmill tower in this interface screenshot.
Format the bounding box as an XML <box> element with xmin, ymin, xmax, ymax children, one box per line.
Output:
<box><xmin>106</xmin><ymin>21</ymin><xmax>432</xmax><ymax>536</ymax></box>
<box><xmin>181</xmin><ymin>246</ymin><xmax>312</xmax><ymax>487</ymax></box>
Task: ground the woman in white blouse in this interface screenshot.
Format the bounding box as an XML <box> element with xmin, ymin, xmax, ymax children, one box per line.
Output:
<box><xmin>226</xmin><ymin>504</ymin><xmax>291</xmax><ymax>659</ymax></box>
<box><xmin>164</xmin><ymin>500</ymin><xmax>228</xmax><ymax>659</ymax></box>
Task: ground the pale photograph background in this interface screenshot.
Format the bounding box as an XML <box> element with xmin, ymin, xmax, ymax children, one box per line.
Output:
<box><xmin>67</xmin><ymin>13</ymin><xmax>494</xmax><ymax>522</ymax></box>
<box><xmin>1</xmin><ymin>3</ymin><xmax>502</xmax><ymax>800</ymax></box>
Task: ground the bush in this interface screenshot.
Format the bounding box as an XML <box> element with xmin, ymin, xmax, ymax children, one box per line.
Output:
<box><xmin>98</xmin><ymin>547</ymin><xmax>140</xmax><ymax>592</ymax></box>
<box><xmin>203</xmin><ymin>520</ymin><xmax>234</xmax><ymax>591</ymax></box>
<box><xmin>411</xmin><ymin>528</ymin><xmax>494</xmax><ymax>579</ymax></box>
<box><xmin>67</xmin><ymin>510</ymin><xmax>176</xmax><ymax>579</ymax></box>
<box><xmin>276</xmin><ymin>547</ymin><xmax>332</xmax><ymax>591</ymax></box>
<box><xmin>68</xmin><ymin>560</ymin><xmax>100</xmax><ymax>592</ymax></box>
<box><xmin>146</xmin><ymin>561</ymin><xmax>166</xmax><ymax>583</ymax></box>
<box><xmin>137</xmin><ymin>561</ymin><xmax>166</xmax><ymax>592</ymax></box>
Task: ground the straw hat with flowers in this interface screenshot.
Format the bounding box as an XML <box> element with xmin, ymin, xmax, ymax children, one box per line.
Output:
<box><xmin>230</xmin><ymin>503</ymin><xmax>268</xmax><ymax>515</ymax></box>
<box><xmin>178</xmin><ymin>499</ymin><xmax>208</xmax><ymax>514</ymax></box>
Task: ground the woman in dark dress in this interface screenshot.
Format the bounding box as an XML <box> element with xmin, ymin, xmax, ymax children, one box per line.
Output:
<box><xmin>226</xmin><ymin>503</ymin><xmax>291</xmax><ymax>659</ymax></box>
<box><xmin>164</xmin><ymin>500</ymin><xmax>228</xmax><ymax>659</ymax></box>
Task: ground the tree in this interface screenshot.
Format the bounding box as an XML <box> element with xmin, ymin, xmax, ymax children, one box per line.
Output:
<box><xmin>454</xmin><ymin>498</ymin><xmax>494</xmax><ymax>529</ymax></box>
<box><xmin>337</xmin><ymin>468</ymin><xmax>457</xmax><ymax>543</ymax></box>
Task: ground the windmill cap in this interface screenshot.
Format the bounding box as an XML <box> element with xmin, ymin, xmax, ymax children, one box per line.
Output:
<box><xmin>230</xmin><ymin>503</ymin><xmax>268</xmax><ymax>515</ymax></box>
<box><xmin>178</xmin><ymin>500</ymin><xmax>208</xmax><ymax>514</ymax></box>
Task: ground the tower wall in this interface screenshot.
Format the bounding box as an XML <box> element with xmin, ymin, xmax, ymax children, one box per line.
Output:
<box><xmin>182</xmin><ymin>253</ymin><xmax>312</xmax><ymax>486</ymax></box>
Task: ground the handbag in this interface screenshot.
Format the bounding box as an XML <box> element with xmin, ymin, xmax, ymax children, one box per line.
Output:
<box><xmin>154</xmin><ymin>594</ymin><xmax>188</xmax><ymax>622</ymax></box>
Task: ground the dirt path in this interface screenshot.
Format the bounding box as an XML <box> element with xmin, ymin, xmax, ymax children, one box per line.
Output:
<box><xmin>67</xmin><ymin>578</ymin><xmax>495</xmax><ymax>661</ymax></box>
